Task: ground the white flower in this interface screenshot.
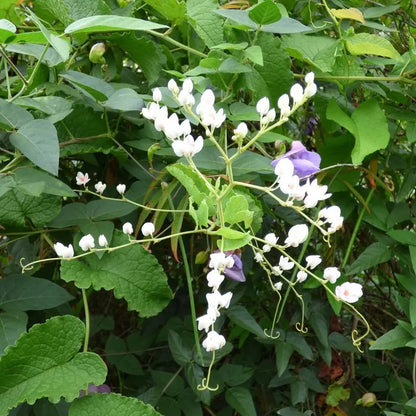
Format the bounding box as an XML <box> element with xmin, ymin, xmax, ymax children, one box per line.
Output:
<box><xmin>274</xmin><ymin>282</ymin><xmax>283</xmax><ymax>291</ymax></box>
<box><xmin>304</xmin><ymin>83</ymin><xmax>317</xmax><ymax>98</ymax></box>
<box><xmin>168</xmin><ymin>79</ymin><xmax>179</xmax><ymax>94</ymax></box>
<box><xmin>98</xmin><ymin>234</ymin><xmax>108</xmax><ymax>247</ymax></box>
<box><xmin>279</xmin><ymin>256</ymin><xmax>294</xmax><ymax>271</ymax></box>
<box><xmin>122</xmin><ymin>222</ymin><xmax>133</xmax><ymax>235</ymax></box>
<box><xmin>285</xmin><ymin>224</ymin><xmax>309</xmax><ymax>247</ymax></box>
<box><xmin>279</xmin><ymin>175</ymin><xmax>306</xmax><ymax>200</ymax></box>
<box><xmin>335</xmin><ymin>282</ymin><xmax>363</xmax><ymax>303</ymax></box>
<box><xmin>141</xmin><ymin>222</ymin><xmax>155</xmax><ymax>237</ymax></box>
<box><xmin>202</xmin><ymin>330</ymin><xmax>226</xmax><ymax>352</ymax></box>
<box><xmin>178</xmin><ymin>90</ymin><xmax>195</xmax><ymax>107</ymax></box>
<box><xmin>209</xmin><ymin>252</ymin><xmax>234</xmax><ymax>270</ymax></box>
<box><xmin>304</xmin><ymin>72</ymin><xmax>315</xmax><ymax>85</ymax></box>
<box><xmin>272</xmin><ymin>266</ymin><xmax>282</xmax><ymax>276</ymax></box>
<box><xmin>179</xmin><ymin>119</ymin><xmax>191</xmax><ymax>137</ymax></box>
<box><xmin>206</xmin><ymin>269</ymin><xmax>225</xmax><ymax>290</ymax></box>
<box><xmin>303</xmin><ymin>179</ymin><xmax>331</xmax><ymax>208</ymax></box>
<box><xmin>274</xmin><ymin>158</ymin><xmax>295</xmax><ymax>179</ymax></box>
<box><xmin>200</xmin><ymin>89</ymin><xmax>215</xmax><ymax>106</ymax></box>
<box><xmin>182</xmin><ymin>78</ymin><xmax>193</xmax><ymax>93</ymax></box>
<box><xmin>154</xmin><ymin>106</ymin><xmax>168</xmax><ymax>131</ymax></box>
<box><xmin>163</xmin><ymin>113</ymin><xmax>181</xmax><ymax>139</ymax></box>
<box><xmin>94</xmin><ymin>181</ymin><xmax>106</xmax><ymax>194</ymax></box>
<box><xmin>263</xmin><ymin>232</ymin><xmax>278</xmax><ymax>252</ymax></box>
<box><xmin>262</xmin><ymin>108</ymin><xmax>276</xmax><ymax>125</ymax></box>
<box><xmin>54</xmin><ymin>242</ymin><xmax>74</xmax><ymax>258</ymax></box>
<box><xmin>290</xmin><ymin>83</ymin><xmax>304</xmax><ymax>105</ymax></box>
<box><xmin>76</xmin><ymin>172</ymin><xmax>90</xmax><ymax>186</ymax></box>
<box><xmin>79</xmin><ymin>234</ymin><xmax>95</xmax><ymax>251</ymax></box>
<box><xmin>324</xmin><ymin>267</ymin><xmax>341</xmax><ymax>284</ymax></box>
<box><xmin>277</xmin><ymin>93</ymin><xmax>290</xmax><ymax>110</ymax></box>
<box><xmin>256</xmin><ymin>97</ymin><xmax>270</xmax><ymax>116</ymax></box>
<box><xmin>152</xmin><ymin>87</ymin><xmax>162</xmax><ymax>103</ymax></box>
<box><xmin>197</xmin><ymin>314</ymin><xmax>216</xmax><ymax>332</ymax></box>
<box><xmin>254</xmin><ymin>252</ymin><xmax>263</xmax><ymax>263</ymax></box>
<box><xmin>218</xmin><ymin>291</ymin><xmax>233</xmax><ymax>309</ymax></box>
<box><xmin>305</xmin><ymin>255</ymin><xmax>321</xmax><ymax>269</ymax></box>
<box><xmin>206</xmin><ymin>290</ymin><xmax>222</xmax><ymax>310</ymax></box>
<box><xmin>142</xmin><ymin>102</ymin><xmax>161</xmax><ymax>120</ymax></box>
<box><xmin>171</xmin><ymin>135</ymin><xmax>203</xmax><ymax>158</ymax></box>
<box><xmin>319</xmin><ymin>206</ymin><xmax>344</xmax><ymax>233</ymax></box>
<box><xmin>116</xmin><ymin>184</ymin><xmax>126</xmax><ymax>195</ymax></box>
<box><xmin>232</xmin><ymin>122</ymin><xmax>248</xmax><ymax>141</ymax></box>
<box><xmin>296</xmin><ymin>270</ymin><xmax>308</xmax><ymax>283</ymax></box>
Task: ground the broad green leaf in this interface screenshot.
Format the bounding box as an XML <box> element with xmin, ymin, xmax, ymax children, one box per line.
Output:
<box><xmin>409</xmin><ymin>297</ymin><xmax>416</xmax><ymax>328</ymax></box>
<box><xmin>211</xmin><ymin>42</ymin><xmax>248</xmax><ymax>50</ymax></box>
<box><xmin>231</xmin><ymin>149</ymin><xmax>274</xmax><ymax>177</ymax></box>
<box><xmin>387</xmin><ymin>230</ymin><xmax>416</xmax><ymax>246</ymax></box>
<box><xmin>223</xmin><ymin>195</ymin><xmax>253</xmax><ymax>227</ymax></box>
<box><xmin>397</xmin><ymin>273</ymin><xmax>416</xmax><ymax>298</ymax></box>
<box><xmin>225</xmin><ymin>387</ymin><xmax>256</xmax><ymax>416</ymax></box>
<box><xmin>7</xmin><ymin>31</ymin><xmax>48</xmax><ymax>44</ymax></box>
<box><xmin>281</xmin><ymin>34</ymin><xmax>338</xmax><ymax>73</ymax></box>
<box><xmin>105</xmin><ymin>334</ymin><xmax>142</xmax><ymax>375</ymax></box>
<box><xmin>14</xmin><ymin>168</ymin><xmax>76</xmax><ymax>197</ymax></box>
<box><xmin>299</xmin><ymin>368</ymin><xmax>325</xmax><ymax>393</ymax></box>
<box><xmin>178</xmin><ymin>389</ymin><xmax>203</xmax><ymax>416</ymax></box>
<box><xmin>218</xmin><ymin>364</ymin><xmax>255</xmax><ymax>387</ymax></box>
<box><xmin>286</xmin><ymin>332</ymin><xmax>314</xmax><ymax>360</ymax></box>
<box><xmin>331</xmin><ymin>8</ymin><xmax>365</xmax><ymax>23</ymax></box>
<box><xmin>104</xmin><ymin>88</ymin><xmax>144</xmax><ymax>112</ymax></box>
<box><xmin>10</xmin><ymin>119</ymin><xmax>59</xmax><ymax>176</ymax></box>
<box><xmin>0</xmin><ymin>18</ymin><xmax>16</xmax><ymax>43</ymax></box>
<box><xmin>0</xmin><ymin>189</ymin><xmax>60</xmax><ymax>228</ymax></box>
<box><xmin>215</xmin><ymin>227</ymin><xmax>249</xmax><ymax>240</ymax></box>
<box><xmin>411</xmin><ymin>246</ymin><xmax>416</xmax><ymax>276</ymax></box>
<box><xmin>346</xmin><ymin>242</ymin><xmax>391</xmax><ymax>275</ymax></box>
<box><xmin>346</xmin><ymin>33</ymin><xmax>401</xmax><ymax>60</ymax></box>
<box><xmin>0</xmin><ymin>315</ymin><xmax>107</xmax><ymax>416</ymax></box>
<box><xmin>226</xmin><ymin>305</ymin><xmax>265</xmax><ymax>338</ymax></box>
<box><xmin>168</xmin><ymin>330</ymin><xmax>193</xmax><ymax>366</ymax></box>
<box><xmin>5</xmin><ymin>43</ymin><xmax>64</xmax><ymax>66</ymax></box>
<box><xmin>0</xmin><ymin>176</ymin><xmax>15</xmax><ymax>198</ymax></box>
<box><xmin>63</xmin><ymin>0</ymin><xmax>111</xmax><ymax>21</ymax></box>
<box><xmin>166</xmin><ymin>163</ymin><xmax>212</xmax><ymax>206</ymax></box>
<box><xmin>326</xmin><ymin>385</ymin><xmax>350</xmax><ymax>407</ymax></box>
<box><xmin>218</xmin><ymin>58</ymin><xmax>251</xmax><ymax>73</ymax></box>
<box><xmin>33</xmin><ymin>0</ymin><xmax>72</xmax><ymax>26</ymax></box>
<box><xmin>189</xmin><ymin>198</ymin><xmax>209</xmax><ymax>227</ymax></box>
<box><xmin>248</xmin><ymin>1</ymin><xmax>281</xmax><ymax>25</ymax></box>
<box><xmin>275</xmin><ymin>342</ymin><xmax>294</xmax><ymax>376</ymax></box>
<box><xmin>0</xmin><ymin>312</ymin><xmax>28</xmax><ymax>356</ymax></box>
<box><xmin>60</xmin><ymin>70</ymin><xmax>114</xmax><ymax>101</ymax></box>
<box><xmin>187</xmin><ymin>0</ymin><xmax>223</xmax><ymax>48</ymax></box>
<box><xmin>326</xmin><ymin>98</ymin><xmax>356</xmax><ymax>136</ymax></box>
<box><xmin>144</xmin><ymin>0</ymin><xmax>186</xmax><ymax>23</ymax></box>
<box><xmin>0</xmin><ymin>275</ymin><xmax>73</xmax><ymax>312</ymax></box>
<box><xmin>0</xmin><ymin>99</ymin><xmax>33</xmax><ymax>130</ymax></box>
<box><xmin>309</xmin><ymin>311</ymin><xmax>328</xmax><ymax>347</ymax></box>
<box><xmin>61</xmin><ymin>231</ymin><xmax>172</xmax><ymax>317</ymax></box>
<box><xmin>370</xmin><ymin>324</ymin><xmax>413</xmax><ymax>350</ymax></box>
<box><xmin>65</xmin><ymin>15</ymin><xmax>168</xmax><ymax>34</ymax></box>
<box><xmin>244</xmin><ymin>45</ymin><xmax>263</xmax><ymax>65</ymax></box>
<box><xmin>218</xmin><ymin>234</ymin><xmax>253</xmax><ymax>251</ymax></box>
<box><xmin>363</xmin><ymin>4</ymin><xmax>400</xmax><ymax>19</ymax></box>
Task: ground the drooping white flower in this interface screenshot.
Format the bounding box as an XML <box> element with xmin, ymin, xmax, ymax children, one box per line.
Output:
<box><xmin>290</xmin><ymin>83</ymin><xmax>304</xmax><ymax>105</ymax></box>
<box><xmin>263</xmin><ymin>232</ymin><xmax>278</xmax><ymax>252</ymax></box>
<box><xmin>304</xmin><ymin>83</ymin><xmax>317</xmax><ymax>98</ymax></box>
<box><xmin>256</xmin><ymin>97</ymin><xmax>270</xmax><ymax>116</ymax></box>
<box><xmin>274</xmin><ymin>158</ymin><xmax>294</xmax><ymax>178</ymax></box>
<box><xmin>122</xmin><ymin>222</ymin><xmax>133</xmax><ymax>235</ymax></box>
<box><xmin>141</xmin><ymin>222</ymin><xmax>155</xmax><ymax>237</ymax></box>
<box><xmin>305</xmin><ymin>255</ymin><xmax>321</xmax><ymax>269</ymax></box>
<box><xmin>94</xmin><ymin>181</ymin><xmax>106</xmax><ymax>195</ymax></box>
<box><xmin>178</xmin><ymin>89</ymin><xmax>195</xmax><ymax>107</ymax></box>
<box><xmin>163</xmin><ymin>113</ymin><xmax>181</xmax><ymax>140</ymax></box>
<box><xmin>154</xmin><ymin>106</ymin><xmax>169</xmax><ymax>131</ymax></box>
<box><xmin>179</xmin><ymin>119</ymin><xmax>191</xmax><ymax>137</ymax></box>
<box><xmin>76</xmin><ymin>172</ymin><xmax>90</xmax><ymax>186</ymax></box>
<box><xmin>296</xmin><ymin>270</ymin><xmax>308</xmax><ymax>283</ymax></box>
<box><xmin>171</xmin><ymin>135</ymin><xmax>203</xmax><ymax>158</ymax></box>
<box><xmin>206</xmin><ymin>269</ymin><xmax>225</xmax><ymax>290</ymax></box>
<box><xmin>168</xmin><ymin>79</ymin><xmax>179</xmax><ymax>95</ymax></box>
<box><xmin>182</xmin><ymin>78</ymin><xmax>193</xmax><ymax>93</ymax></box>
<box><xmin>152</xmin><ymin>88</ymin><xmax>162</xmax><ymax>103</ymax></box>
<box><xmin>218</xmin><ymin>291</ymin><xmax>233</xmax><ymax>309</ymax></box>
<box><xmin>285</xmin><ymin>224</ymin><xmax>309</xmax><ymax>247</ymax></box>
<box><xmin>142</xmin><ymin>102</ymin><xmax>161</xmax><ymax>120</ymax></box>
<box><xmin>272</xmin><ymin>266</ymin><xmax>282</xmax><ymax>276</ymax></box>
<box><xmin>304</xmin><ymin>72</ymin><xmax>315</xmax><ymax>85</ymax></box>
<box><xmin>202</xmin><ymin>330</ymin><xmax>226</xmax><ymax>352</ymax></box>
<box><xmin>197</xmin><ymin>314</ymin><xmax>216</xmax><ymax>332</ymax></box>
<box><xmin>324</xmin><ymin>267</ymin><xmax>341</xmax><ymax>284</ymax></box>
<box><xmin>279</xmin><ymin>256</ymin><xmax>294</xmax><ymax>271</ymax></box>
<box><xmin>279</xmin><ymin>175</ymin><xmax>306</xmax><ymax>200</ymax></box>
<box><xmin>209</xmin><ymin>252</ymin><xmax>234</xmax><ymax>270</ymax></box>
<box><xmin>277</xmin><ymin>93</ymin><xmax>290</xmax><ymax>110</ymax></box>
<box><xmin>231</xmin><ymin>122</ymin><xmax>248</xmax><ymax>141</ymax></box>
<box><xmin>98</xmin><ymin>234</ymin><xmax>108</xmax><ymax>247</ymax></box>
<box><xmin>335</xmin><ymin>282</ymin><xmax>363</xmax><ymax>303</ymax></box>
<box><xmin>79</xmin><ymin>234</ymin><xmax>95</xmax><ymax>251</ymax></box>
<box><xmin>262</xmin><ymin>108</ymin><xmax>276</xmax><ymax>124</ymax></box>
<box><xmin>116</xmin><ymin>184</ymin><xmax>126</xmax><ymax>195</ymax></box>
<box><xmin>206</xmin><ymin>290</ymin><xmax>222</xmax><ymax>310</ymax></box>
<box><xmin>254</xmin><ymin>252</ymin><xmax>263</xmax><ymax>263</ymax></box>
<box><xmin>303</xmin><ymin>179</ymin><xmax>331</xmax><ymax>208</ymax></box>
<box><xmin>199</xmin><ymin>89</ymin><xmax>215</xmax><ymax>107</ymax></box>
<box><xmin>54</xmin><ymin>242</ymin><xmax>74</xmax><ymax>258</ymax></box>
<box><xmin>274</xmin><ymin>282</ymin><xmax>283</xmax><ymax>291</ymax></box>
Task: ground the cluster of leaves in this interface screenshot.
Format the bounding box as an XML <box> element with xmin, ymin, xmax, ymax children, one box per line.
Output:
<box><xmin>0</xmin><ymin>0</ymin><xmax>415</xmax><ymax>415</ymax></box>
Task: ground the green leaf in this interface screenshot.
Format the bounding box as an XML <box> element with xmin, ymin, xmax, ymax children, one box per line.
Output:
<box><xmin>0</xmin><ymin>176</ymin><xmax>15</xmax><ymax>198</ymax></box>
<box><xmin>168</xmin><ymin>330</ymin><xmax>193</xmax><ymax>366</ymax></box>
<box><xmin>65</xmin><ymin>15</ymin><xmax>168</xmax><ymax>34</ymax></box>
<box><xmin>244</xmin><ymin>45</ymin><xmax>263</xmax><ymax>65</ymax></box>
<box><xmin>144</xmin><ymin>0</ymin><xmax>186</xmax><ymax>23</ymax></box>
<box><xmin>226</xmin><ymin>305</ymin><xmax>265</xmax><ymax>338</ymax></box>
<box><xmin>70</xmin><ymin>392</ymin><xmax>161</xmax><ymax>416</ymax></box>
<box><xmin>331</xmin><ymin>8</ymin><xmax>365</xmax><ymax>23</ymax></box>
<box><xmin>225</xmin><ymin>387</ymin><xmax>256</xmax><ymax>416</ymax></box>
<box><xmin>0</xmin><ymin>189</ymin><xmax>61</xmax><ymax>228</ymax></box>
<box><xmin>326</xmin><ymin>385</ymin><xmax>350</xmax><ymax>407</ymax></box>
<box><xmin>187</xmin><ymin>0</ymin><xmax>223</xmax><ymax>48</ymax></box>
<box><xmin>64</xmin><ymin>0</ymin><xmax>112</xmax><ymax>21</ymax></box>
<box><xmin>61</xmin><ymin>231</ymin><xmax>172</xmax><ymax>317</ymax></box>
<box><xmin>346</xmin><ymin>33</ymin><xmax>401</xmax><ymax>60</ymax></box>
<box><xmin>223</xmin><ymin>195</ymin><xmax>253</xmax><ymax>227</ymax></box>
<box><xmin>5</xmin><ymin>43</ymin><xmax>65</xmax><ymax>66</ymax></box>
<box><xmin>215</xmin><ymin>227</ymin><xmax>249</xmax><ymax>240</ymax></box>
<box><xmin>60</xmin><ymin>70</ymin><xmax>114</xmax><ymax>101</ymax></box>
<box><xmin>370</xmin><ymin>324</ymin><xmax>413</xmax><ymax>350</ymax></box>
<box><xmin>0</xmin><ymin>315</ymin><xmax>107</xmax><ymax>416</ymax></box>
<box><xmin>326</xmin><ymin>99</ymin><xmax>356</xmax><ymax>136</ymax></box>
<box><xmin>0</xmin><ymin>275</ymin><xmax>73</xmax><ymax>312</ymax></box>
<box><xmin>309</xmin><ymin>311</ymin><xmax>328</xmax><ymax>347</ymax></box>
<box><xmin>248</xmin><ymin>0</ymin><xmax>281</xmax><ymax>25</ymax></box>
<box><xmin>350</xmin><ymin>99</ymin><xmax>390</xmax><ymax>165</ymax></box>
<box><xmin>290</xmin><ymin>380</ymin><xmax>307</xmax><ymax>405</ymax></box>
<box><xmin>10</xmin><ymin>119</ymin><xmax>59</xmax><ymax>176</ymax></box>
<box><xmin>275</xmin><ymin>342</ymin><xmax>294</xmax><ymax>376</ymax></box>
<box><xmin>104</xmin><ymin>88</ymin><xmax>144</xmax><ymax>112</ymax></box>
<box><xmin>346</xmin><ymin>242</ymin><xmax>391</xmax><ymax>275</ymax></box>
<box><xmin>0</xmin><ymin>312</ymin><xmax>28</xmax><ymax>356</ymax></box>
<box><xmin>218</xmin><ymin>364</ymin><xmax>255</xmax><ymax>387</ymax></box>
<box><xmin>363</xmin><ymin>4</ymin><xmax>400</xmax><ymax>19</ymax></box>
<box><xmin>409</xmin><ymin>297</ymin><xmax>416</xmax><ymax>328</ymax></box>
<box><xmin>32</xmin><ymin>0</ymin><xmax>72</xmax><ymax>26</ymax></box>
<box><xmin>14</xmin><ymin>168</ymin><xmax>76</xmax><ymax>197</ymax></box>
<box><xmin>387</xmin><ymin>230</ymin><xmax>416</xmax><ymax>246</ymax></box>
<box><xmin>189</xmin><ymin>198</ymin><xmax>209</xmax><ymax>227</ymax></box>
<box><xmin>166</xmin><ymin>163</ymin><xmax>212</xmax><ymax>206</ymax></box>
<box><xmin>218</xmin><ymin>58</ymin><xmax>251</xmax><ymax>73</ymax></box>
<box><xmin>105</xmin><ymin>334</ymin><xmax>142</xmax><ymax>375</ymax></box>
<box><xmin>0</xmin><ymin>99</ymin><xmax>34</xmax><ymax>130</ymax></box>
<box><xmin>0</xmin><ymin>18</ymin><xmax>16</xmax><ymax>43</ymax></box>
<box><xmin>410</xmin><ymin>246</ymin><xmax>416</xmax><ymax>276</ymax></box>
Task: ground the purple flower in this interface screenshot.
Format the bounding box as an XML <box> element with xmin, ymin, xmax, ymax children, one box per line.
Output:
<box><xmin>224</xmin><ymin>252</ymin><xmax>246</xmax><ymax>282</ymax></box>
<box><xmin>271</xmin><ymin>141</ymin><xmax>321</xmax><ymax>178</ymax></box>
<box><xmin>79</xmin><ymin>384</ymin><xmax>111</xmax><ymax>397</ymax></box>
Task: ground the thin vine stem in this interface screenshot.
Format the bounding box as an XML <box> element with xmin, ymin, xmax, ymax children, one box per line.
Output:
<box><xmin>81</xmin><ymin>289</ymin><xmax>90</xmax><ymax>352</ymax></box>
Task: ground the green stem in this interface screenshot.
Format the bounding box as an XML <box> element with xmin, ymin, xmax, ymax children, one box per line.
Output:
<box><xmin>341</xmin><ymin>188</ymin><xmax>375</xmax><ymax>270</ymax></box>
<box><xmin>81</xmin><ymin>289</ymin><xmax>90</xmax><ymax>352</ymax></box>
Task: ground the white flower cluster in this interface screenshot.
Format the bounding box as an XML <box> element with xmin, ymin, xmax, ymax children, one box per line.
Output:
<box><xmin>318</xmin><ymin>205</ymin><xmax>344</xmax><ymax>234</ymax></box>
<box><xmin>256</xmin><ymin>72</ymin><xmax>317</xmax><ymax>125</ymax></box>
<box><xmin>54</xmin><ymin>233</ymin><xmax>108</xmax><ymax>258</ymax></box>
<box><xmin>197</xmin><ymin>252</ymin><xmax>233</xmax><ymax>352</ymax></box>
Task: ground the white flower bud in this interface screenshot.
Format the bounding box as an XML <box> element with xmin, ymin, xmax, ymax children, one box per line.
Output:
<box><xmin>116</xmin><ymin>184</ymin><xmax>126</xmax><ymax>195</ymax></box>
<box><xmin>274</xmin><ymin>282</ymin><xmax>283</xmax><ymax>291</ymax></box>
<box><xmin>256</xmin><ymin>97</ymin><xmax>270</xmax><ymax>116</ymax></box>
<box><xmin>304</xmin><ymin>83</ymin><xmax>317</xmax><ymax>98</ymax></box>
<box><xmin>304</xmin><ymin>72</ymin><xmax>315</xmax><ymax>85</ymax></box>
<box><xmin>79</xmin><ymin>234</ymin><xmax>95</xmax><ymax>251</ymax></box>
<box><xmin>182</xmin><ymin>78</ymin><xmax>193</xmax><ymax>93</ymax></box>
<box><xmin>274</xmin><ymin>158</ymin><xmax>294</xmax><ymax>178</ymax></box>
<box><xmin>54</xmin><ymin>242</ymin><xmax>74</xmax><ymax>258</ymax></box>
<box><xmin>141</xmin><ymin>222</ymin><xmax>155</xmax><ymax>237</ymax></box>
<box><xmin>254</xmin><ymin>252</ymin><xmax>263</xmax><ymax>263</ymax></box>
<box><xmin>152</xmin><ymin>87</ymin><xmax>162</xmax><ymax>103</ymax></box>
<box><xmin>168</xmin><ymin>79</ymin><xmax>179</xmax><ymax>94</ymax></box>
<box><xmin>98</xmin><ymin>234</ymin><xmax>108</xmax><ymax>247</ymax></box>
<box><xmin>277</xmin><ymin>94</ymin><xmax>290</xmax><ymax>110</ymax></box>
<box><xmin>324</xmin><ymin>267</ymin><xmax>341</xmax><ymax>284</ymax></box>
<box><xmin>290</xmin><ymin>83</ymin><xmax>304</xmax><ymax>104</ymax></box>
<box><xmin>232</xmin><ymin>122</ymin><xmax>248</xmax><ymax>141</ymax></box>
<box><xmin>122</xmin><ymin>222</ymin><xmax>133</xmax><ymax>235</ymax></box>
<box><xmin>296</xmin><ymin>270</ymin><xmax>308</xmax><ymax>283</ymax></box>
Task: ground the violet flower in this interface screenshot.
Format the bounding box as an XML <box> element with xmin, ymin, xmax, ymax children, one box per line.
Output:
<box><xmin>224</xmin><ymin>252</ymin><xmax>246</xmax><ymax>282</ymax></box>
<box><xmin>79</xmin><ymin>383</ymin><xmax>111</xmax><ymax>397</ymax></box>
<box><xmin>271</xmin><ymin>141</ymin><xmax>321</xmax><ymax>178</ymax></box>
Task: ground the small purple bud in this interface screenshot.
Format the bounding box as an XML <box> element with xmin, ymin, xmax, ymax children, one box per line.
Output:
<box><xmin>224</xmin><ymin>254</ymin><xmax>246</xmax><ymax>282</ymax></box>
<box><xmin>79</xmin><ymin>384</ymin><xmax>111</xmax><ymax>397</ymax></box>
